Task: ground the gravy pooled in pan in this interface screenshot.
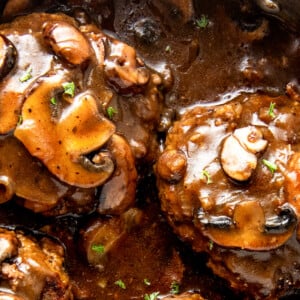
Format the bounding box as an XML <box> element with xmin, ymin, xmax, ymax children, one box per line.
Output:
<box><xmin>0</xmin><ymin>0</ymin><xmax>300</xmax><ymax>299</ymax></box>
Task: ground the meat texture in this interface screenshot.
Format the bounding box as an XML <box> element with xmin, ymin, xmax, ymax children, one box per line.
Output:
<box><xmin>156</xmin><ymin>93</ymin><xmax>300</xmax><ymax>298</ymax></box>
<box><xmin>0</xmin><ymin>227</ymin><xmax>72</xmax><ymax>300</ymax></box>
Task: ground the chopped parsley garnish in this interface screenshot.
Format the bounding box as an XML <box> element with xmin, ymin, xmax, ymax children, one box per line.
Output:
<box><xmin>262</xmin><ymin>159</ymin><xmax>277</xmax><ymax>174</ymax></box>
<box><xmin>107</xmin><ymin>106</ymin><xmax>117</xmax><ymax>119</ymax></box>
<box><xmin>195</xmin><ymin>15</ymin><xmax>209</xmax><ymax>29</ymax></box>
<box><xmin>165</xmin><ymin>45</ymin><xmax>171</xmax><ymax>52</ymax></box>
<box><xmin>17</xmin><ymin>115</ymin><xmax>23</xmax><ymax>126</ymax></box>
<box><xmin>115</xmin><ymin>279</ymin><xmax>126</xmax><ymax>289</ymax></box>
<box><xmin>62</xmin><ymin>81</ymin><xmax>75</xmax><ymax>97</ymax></box>
<box><xmin>91</xmin><ymin>244</ymin><xmax>105</xmax><ymax>254</ymax></box>
<box><xmin>268</xmin><ymin>102</ymin><xmax>276</xmax><ymax>118</ymax></box>
<box><xmin>144</xmin><ymin>292</ymin><xmax>160</xmax><ymax>300</ymax></box>
<box><xmin>208</xmin><ymin>240</ymin><xmax>214</xmax><ymax>251</ymax></box>
<box><xmin>143</xmin><ymin>278</ymin><xmax>151</xmax><ymax>286</ymax></box>
<box><xmin>201</xmin><ymin>169</ymin><xmax>212</xmax><ymax>184</ymax></box>
<box><xmin>50</xmin><ymin>97</ymin><xmax>57</xmax><ymax>105</ymax></box>
<box><xmin>19</xmin><ymin>66</ymin><xmax>32</xmax><ymax>82</ymax></box>
<box><xmin>170</xmin><ymin>282</ymin><xmax>180</xmax><ymax>294</ymax></box>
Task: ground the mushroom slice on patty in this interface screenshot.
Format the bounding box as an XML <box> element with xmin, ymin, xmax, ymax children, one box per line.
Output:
<box><xmin>98</xmin><ymin>134</ymin><xmax>137</xmax><ymax>215</ymax></box>
<box><xmin>14</xmin><ymin>74</ymin><xmax>115</xmax><ymax>188</ymax></box>
<box><xmin>221</xmin><ymin>126</ymin><xmax>268</xmax><ymax>182</ymax></box>
<box><xmin>197</xmin><ymin>201</ymin><xmax>296</xmax><ymax>250</ymax></box>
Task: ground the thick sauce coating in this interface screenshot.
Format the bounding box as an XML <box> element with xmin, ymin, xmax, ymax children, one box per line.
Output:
<box><xmin>0</xmin><ymin>0</ymin><xmax>300</xmax><ymax>300</ymax></box>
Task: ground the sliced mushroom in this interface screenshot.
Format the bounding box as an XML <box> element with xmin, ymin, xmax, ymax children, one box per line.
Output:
<box><xmin>221</xmin><ymin>126</ymin><xmax>268</xmax><ymax>181</ymax></box>
<box><xmin>98</xmin><ymin>134</ymin><xmax>137</xmax><ymax>215</ymax></box>
<box><xmin>43</xmin><ymin>21</ymin><xmax>91</xmax><ymax>66</ymax></box>
<box><xmin>221</xmin><ymin>134</ymin><xmax>258</xmax><ymax>181</ymax></box>
<box><xmin>0</xmin><ymin>35</ymin><xmax>16</xmax><ymax>79</ymax></box>
<box><xmin>233</xmin><ymin>126</ymin><xmax>268</xmax><ymax>153</ymax></box>
<box><xmin>104</xmin><ymin>39</ymin><xmax>150</xmax><ymax>94</ymax></box>
<box><xmin>14</xmin><ymin>75</ymin><xmax>116</xmax><ymax>187</ymax></box>
<box><xmin>197</xmin><ymin>210</ymin><xmax>233</xmax><ymax>229</ymax></box>
<box><xmin>0</xmin><ymin>20</ymin><xmax>53</xmax><ymax>134</ymax></box>
<box><xmin>133</xmin><ymin>17</ymin><xmax>161</xmax><ymax>44</ymax></box>
<box><xmin>0</xmin><ymin>175</ymin><xmax>14</xmax><ymax>204</ymax></box>
<box><xmin>0</xmin><ymin>135</ymin><xmax>96</xmax><ymax>214</ymax></box>
<box><xmin>264</xmin><ymin>204</ymin><xmax>296</xmax><ymax>234</ymax></box>
<box><xmin>81</xmin><ymin>209</ymin><xmax>143</xmax><ymax>268</ymax></box>
<box><xmin>197</xmin><ymin>201</ymin><xmax>296</xmax><ymax>250</ymax></box>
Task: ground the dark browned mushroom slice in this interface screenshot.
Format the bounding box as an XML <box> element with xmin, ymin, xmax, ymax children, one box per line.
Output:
<box><xmin>98</xmin><ymin>134</ymin><xmax>137</xmax><ymax>215</ymax></box>
<box><xmin>0</xmin><ymin>34</ymin><xmax>16</xmax><ymax>79</ymax></box>
<box><xmin>81</xmin><ymin>208</ymin><xmax>143</xmax><ymax>268</ymax></box>
<box><xmin>0</xmin><ymin>175</ymin><xmax>14</xmax><ymax>204</ymax></box>
<box><xmin>0</xmin><ymin>135</ymin><xmax>96</xmax><ymax>214</ymax></box>
<box><xmin>0</xmin><ymin>13</ymin><xmax>56</xmax><ymax>134</ymax></box>
<box><xmin>197</xmin><ymin>201</ymin><xmax>296</xmax><ymax>250</ymax></box>
<box><xmin>14</xmin><ymin>74</ymin><xmax>116</xmax><ymax>187</ymax></box>
<box><xmin>43</xmin><ymin>20</ymin><xmax>91</xmax><ymax>66</ymax></box>
<box><xmin>221</xmin><ymin>126</ymin><xmax>268</xmax><ymax>181</ymax></box>
<box><xmin>104</xmin><ymin>38</ymin><xmax>150</xmax><ymax>94</ymax></box>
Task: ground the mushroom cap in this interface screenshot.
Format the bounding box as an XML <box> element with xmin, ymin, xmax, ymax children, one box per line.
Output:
<box><xmin>98</xmin><ymin>134</ymin><xmax>137</xmax><ymax>215</ymax></box>
<box><xmin>14</xmin><ymin>74</ymin><xmax>116</xmax><ymax>188</ymax></box>
<box><xmin>43</xmin><ymin>21</ymin><xmax>91</xmax><ymax>65</ymax></box>
<box><xmin>104</xmin><ymin>38</ymin><xmax>150</xmax><ymax>94</ymax></box>
<box><xmin>221</xmin><ymin>134</ymin><xmax>258</xmax><ymax>182</ymax></box>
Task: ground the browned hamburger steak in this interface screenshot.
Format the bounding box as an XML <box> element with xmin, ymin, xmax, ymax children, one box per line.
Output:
<box><xmin>155</xmin><ymin>92</ymin><xmax>300</xmax><ymax>299</ymax></box>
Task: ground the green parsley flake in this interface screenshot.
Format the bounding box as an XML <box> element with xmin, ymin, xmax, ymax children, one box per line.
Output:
<box><xmin>268</xmin><ymin>102</ymin><xmax>276</xmax><ymax>118</ymax></box>
<box><xmin>19</xmin><ymin>66</ymin><xmax>32</xmax><ymax>82</ymax></box>
<box><xmin>165</xmin><ymin>45</ymin><xmax>171</xmax><ymax>52</ymax></box>
<box><xmin>62</xmin><ymin>82</ymin><xmax>75</xmax><ymax>97</ymax></box>
<box><xmin>144</xmin><ymin>292</ymin><xmax>160</xmax><ymax>300</ymax></box>
<box><xmin>262</xmin><ymin>159</ymin><xmax>277</xmax><ymax>174</ymax></box>
<box><xmin>143</xmin><ymin>278</ymin><xmax>151</xmax><ymax>286</ymax></box>
<box><xmin>17</xmin><ymin>115</ymin><xmax>23</xmax><ymax>126</ymax></box>
<box><xmin>170</xmin><ymin>282</ymin><xmax>180</xmax><ymax>294</ymax></box>
<box><xmin>195</xmin><ymin>15</ymin><xmax>209</xmax><ymax>29</ymax></box>
<box><xmin>91</xmin><ymin>244</ymin><xmax>105</xmax><ymax>254</ymax></box>
<box><xmin>115</xmin><ymin>279</ymin><xmax>126</xmax><ymax>289</ymax></box>
<box><xmin>208</xmin><ymin>240</ymin><xmax>214</xmax><ymax>251</ymax></box>
<box><xmin>50</xmin><ymin>97</ymin><xmax>57</xmax><ymax>105</ymax></box>
<box><xmin>201</xmin><ymin>169</ymin><xmax>212</xmax><ymax>184</ymax></box>
<box><xmin>107</xmin><ymin>106</ymin><xmax>117</xmax><ymax>119</ymax></box>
